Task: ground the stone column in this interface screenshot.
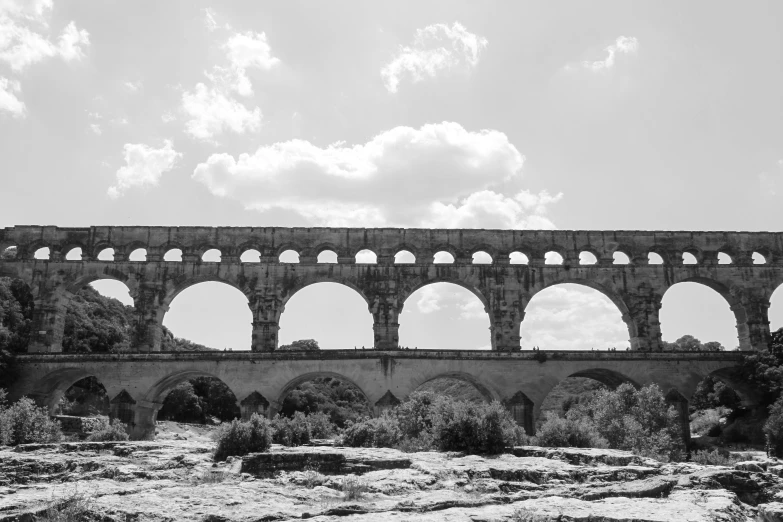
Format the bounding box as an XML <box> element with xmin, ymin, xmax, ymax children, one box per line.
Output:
<box><xmin>127</xmin><ymin>399</ymin><xmax>163</xmax><ymax>440</ymax></box>
<box><xmin>488</xmin><ymin>290</ymin><xmax>524</xmax><ymax>351</ymax></box>
<box><xmin>624</xmin><ymin>292</ymin><xmax>663</xmax><ymax>351</ymax></box>
<box><xmin>132</xmin><ymin>283</ymin><xmax>166</xmax><ymax>352</ymax></box>
<box><xmin>240</xmin><ymin>392</ymin><xmax>270</xmax><ymax>420</ymax></box>
<box><xmin>370</xmin><ymin>293</ymin><xmax>400</xmax><ymax>350</ymax></box>
<box><xmin>665</xmin><ymin>390</ymin><xmax>691</xmax><ymax>449</ymax></box>
<box><xmin>28</xmin><ymin>298</ymin><xmax>68</xmax><ymax>352</ymax></box>
<box><xmin>733</xmin><ymin>295</ymin><xmax>771</xmax><ymax>351</ymax></box>
<box><xmin>250</xmin><ymin>291</ymin><xmax>282</xmax><ymax>352</ymax></box>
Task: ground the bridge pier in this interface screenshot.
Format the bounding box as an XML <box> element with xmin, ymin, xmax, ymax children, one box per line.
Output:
<box><xmin>128</xmin><ymin>399</ymin><xmax>163</xmax><ymax>440</ymax></box>
<box><xmin>28</xmin><ymin>299</ymin><xmax>67</xmax><ymax>353</ymax></box>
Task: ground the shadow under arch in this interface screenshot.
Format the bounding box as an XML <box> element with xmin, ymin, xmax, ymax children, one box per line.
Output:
<box><xmin>412</xmin><ymin>372</ymin><xmax>498</xmax><ymax>403</ymax></box>
<box><xmin>707</xmin><ymin>366</ymin><xmax>760</xmax><ymax>406</ymax></box>
<box><xmin>566</xmin><ymin>368</ymin><xmax>640</xmax><ymax>389</ymax></box>
<box><xmin>273</xmin><ymin>371</ymin><xmax>372</xmax><ymax>416</ymax></box>
<box><xmin>29</xmin><ymin>367</ymin><xmax>109</xmax><ymax>413</ymax></box>
<box><xmin>145</xmin><ymin>369</ymin><xmax>241</xmax><ymax>405</ymax></box>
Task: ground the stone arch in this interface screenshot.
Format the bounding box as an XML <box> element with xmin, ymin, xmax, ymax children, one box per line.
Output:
<box><xmin>146</xmin><ymin>369</ymin><xmax>242</xmax><ymax>405</ymax></box>
<box><xmin>354</xmin><ymin>248</ymin><xmax>378</xmax><ymax>264</ymax></box>
<box><xmin>508</xmin><ymin>250</ymin><xmax>530</xmax><ymax>264</ymax></box>
<box><xmin>273</xmin><ymin>371</ymin><xmax>372</xmax><ymax>417</ymax></box>
<box><xmin>196</xmin><ymin>244</ymin><xmax>221</xmax><ymax>262</ymax></box>
<box><xmin>412</xmin><ymin>372</ymin><xmax>498</xmax><ymax>403</ymax></box>
<box><xmin>525</xmin><ymin>279</ymin><xmax>636</xmax><ymax>344</ymax></box>
<box><xmin>392</xmin><ymin>244</ymin><xmax>420</xmax><ymax>262</ymax></box>
<box><xmin>399</xmin><ymin>277</ymin><xmax>490</xmax><ymax>315</ymax></box>
<box><xmin>123</xmin><ymin>241</ymin><xmax>149</xmax><ymax>261</ymax></box>
<box><xmin>566</xmin><ymin>368</ymin><xmax>639</xmax><ymax>389</ymax></box>
<box><xmin>275</xmin><ymin>243</ymin><xmax>303</xmax><ymax>259</ymax></box>
<box><xmin>26</xmin><ymin>240</ymin><xmax>51</xmax><ymax>260</ymax></box>
<box><xmin>162</xmin><ymin>275</ymin><xmax>254</xmax><ymax>310</ymax></box>
<box><xmin>469</xmin><ymin>245</ymin><xmax>497</xmax><ymax>261</ymax></box>
<box><xmin>431</xmin><ymin>244</ymin><xmax>458</xmax><ymax>264</ymax></box>
<box><xmin>65</xmin><ymin>269</ymin><xmax>131</xmax><ymax>295</ymax></box>
<box><xmin>162</xmin><ymin>242</ymin><xmax>187</xmax><ymax>262</ymax></box>
<box><xmin>647</xmin><ymin>247</ymin><xmax>670</xmax><ymax>265</ymax></box>
<box><xmin>281</xmin><ymin>278</ymin><xmax>371</xmax><ymax>309</ymax></box>
<box><xmin>576</xmin><ymin>245</ymin><xmax>601</xmax><ymax>265</ymax></box>
<box><xmin>680</xmin><ymin>247</ymin><xmax>701</xmax><ymax>265</ymax></box>
<box><xmin>543</xmin><ymin>246</ymin><xmax>567</xmax><ymax>265</ymax></box>
<box><xmin>90</xmin><ymin>241</ymin><xmax>116</xmax><ymax>261</ymax></box>
<box><xmin>30</xmin><ymin>367</ymin><xmax>111</xmax><ymax>414</ymax></box>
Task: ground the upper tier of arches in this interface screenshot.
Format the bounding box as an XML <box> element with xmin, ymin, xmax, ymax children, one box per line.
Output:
<box><xmin>1</xmin><ymin>227</ymin><xmax>780</xmax><ymax>266</ymax></box>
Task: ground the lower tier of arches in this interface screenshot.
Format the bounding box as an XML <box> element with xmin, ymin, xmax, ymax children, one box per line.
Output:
<box><xmin>7</xmin><ymin>352</ymin><xmax>744</xmax><ymax>441</ymax></box>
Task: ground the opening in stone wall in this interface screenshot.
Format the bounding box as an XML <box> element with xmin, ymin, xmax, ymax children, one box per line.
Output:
<box><xmin>163</xmin><ymin>282</ymin><xmax>252</xmax><ymax>351</ymax></box>
<box><xmin>659</xmin><ymin>282</ymin><xmax>738</xmax><ymax>351</ymax></box>
<box><xmin>63</xmin><ymin>281</ymin><xmax>135</xmax><ymax>353</ymax></box>
<box><xmin>278</xmin><ymin>376</ymin><xmax>370</xmax><ymax>429</ymax></box>
<box><xmin>769</xmin><ymin>284</ymin><xmax>783</xmax><ymax>334</ymax></box>
<box><xmin>58</xmin><ymin>376</ymin><xmax>110</xmax><ymax>417</ymax></box>
<box><xmin>538</xmin><ymin>376</ymin><xmax>608</xmax><ymax>428</ymax></box>
<box><xmin>520</xmin><ymin>284</ymin><xmax>629</xmax><ymax>350</ymax></box>
<box><xmin>158</xmin><ymin>376</ymin><xmax>240</xmax><ymax>424</ymax></box>
<box><xmin>398</xmin><ymin>282</ymin><xmax>490</xmax><ymax>350</ymax></box>
<box><xmin>278</xmin><ymin>282</ymin><xmax>373</xmax><ymax>349</ymax></box>
<box><xmin>413</xmin><ymin>377</ymin><xmax>487</xmax><ymax>403</ymax></box>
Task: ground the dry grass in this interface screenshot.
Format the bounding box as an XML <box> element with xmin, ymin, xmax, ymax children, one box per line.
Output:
<box><xmin>340</xmin><ymin>476</ymin><xmax>369</xmax><ymax>501</ymax></box>
<box><xmin>38</xmin><ymin>487</ymin><xmax>98</xmax><ymax>522</ymax></box>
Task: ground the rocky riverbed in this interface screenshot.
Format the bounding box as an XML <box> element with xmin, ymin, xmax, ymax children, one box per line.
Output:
<box><xmin>2</xmin><ymin>422</ymin><xmax>783</xmax><ymax>522</ymax></box>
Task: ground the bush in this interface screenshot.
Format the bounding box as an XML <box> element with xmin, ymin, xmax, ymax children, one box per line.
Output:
<box><xmin>213</xmin><ymin>414</ymin><xmax>272</xmax><ymax>461</ymax></box>
<box><xmin>340</xmin><ymin>476</ymin><xmax>369</xmax><ymax>501</ymax></box>
<box><xmin>341</xmin><ymin>412</ymin><xmax>402</xmax><ymax>448</ymax></box>
<box><xmin>690</xmin><ymin>408</ymin><xmax>727</xmax><ymax>437</ymax></box>
<box><xmin>0</xmin><ymin>396</ymin><xmax>62</xmax><ymax>445</ymax></box>
<box><xmin>271</xmin><ymin>412</ymin><xmax>311</xmax><ymax>446</ymax></box>
<box><xmin>396</xmin><ymin>391</ymin><xmax>437</xmax><ymax>439</ymax></box>
<box><xmin>429</xmin><ymin>398</ymin><xmax>525</xmax><ymax>454</ymax></box>
<box><xmin>535</xmin><ymin>412</ymin><xmax>608</xmax><ymax>448</ymax></box>
<box><xmin>307</xmin><ymin>411</ymin><xmax>335</xmax><ymax>438</ymax></box>
<box><xmin>690</xmin><ymin>449</ymin><xmax>742</xmax><ymax>466</ymax></box>
<box><xmin>85</xmin><ymin>418</ymin><xmax>129</xmax><ymax>442</ymax></box>
<box><xmin>764</xmin><ymin>395</ymin><xmax>783</xmax><ymax>457</ymax></box>
<box><xmin>534</xmin><ymin>383</ymin><xmax>685</xmax><ymax>462</ymax></box>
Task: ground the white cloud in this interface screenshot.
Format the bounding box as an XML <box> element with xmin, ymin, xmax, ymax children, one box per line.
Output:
<box><xmin>182</xmin><ymin>83</ymin><xmax>261</xmax><ymax>141</ymax></box>
<box><xmin>0</xmin><ymin>76</ymin><xmax>25</xmax><ymax>117</ymax></box>
<box><xmin>108</xmin><ymin>140</ymin><xmax>182</xmax><ymax>198</ymax></box>
<box><xmin>124</xmin><ymin>80</ymin><xmax>142</xmax><ymax>93</ymax></box>
<box><xmin>193</xmin><ymin>121</ymin><xmax>560</xmax><ymax>227</ymax></box>
<box><xmin>759</xmin><ymin>160</ymin><xmax>783</xmax><ymax>197</ymax></box>
<box><xmin>203</xmin><ymin>8</ymin><xmax>217</xmax><ymax>32</ymax></box>
<box><xmin>566</xmin><ymin>36</ymin><xmax>638</xmax><ymax>73</ymax></box>
<box><xmin>224</xmin><ymin>31</ymin><xmax>279</xmax><ymax>71</ymax></box>
<box><xmin>0</xmin><ymin>8</ymin><xmax>89</xmax><ymax>71</ymax></box>
<box><xmin>381</xmin><ymin>22</ymin><xmax>488</xmax><ymax>93</ymax></box>
<box><xmin>161</xmin><ymin>111</ymin><xmax>176</xmax><ymax>123</ymax></box>
<box><xmin>413</xmin><ymin>284</ymin><xmax>486</xmax><ymax>318</ymax></box>
<box><xmin>417</xmin><ymin>286</ymin><xmax>442</xmax><ymax>314</ymax></box>
<box><xmin>521</xmin><ymin>285</ymin><xmax>630</xmax><ymax>350</ymax></box>
<box><xmin>89</xmin><ymin>123</ymin><xmax>101</xmax><ymax>135</ymax></box>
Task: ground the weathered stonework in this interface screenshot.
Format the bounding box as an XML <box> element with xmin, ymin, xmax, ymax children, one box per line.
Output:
<box><xmin>1</xmin><ymin>226</ymin><xmax>780</xmax><ymax>440</ymax></box>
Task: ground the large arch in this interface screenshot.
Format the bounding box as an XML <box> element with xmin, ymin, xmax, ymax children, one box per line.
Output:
<box><xmin>274</xmin><ymin>371</ymin><xmax>372</xmax><ymax>417</ymax></box>
<box><xmin>162</xmin><ymin>280</ymin><xmax>253</xmax><ymax>351</ymax></box>
<box><xmin>660</xmin><ymin>280</ymin><xmax>740</xmax><ymax>351</ymax></box>
<box><xmin>146</xmin><ymin>369</ymin><xmax>242</xmax><ymax>405</ymax></box>
<box><xmin>278</xmin><ymin>281</ymin><xmax>373</xmax><ymax>349</ymax></box>
<box><xmin>398</xmin><ymin>280</ymin><xmax>491</xmax><ymax>350</ymax></box>
<box><xmin>769</xmin><ymin>283</ymin><xmax>783</xmax><ymax>334</ymax></box>
<box><xmin>30</xmin><ymin>367</ymin><xmax>108</xmax><ymax>414</ymax></box>
<box><xmin>412</xmin><ymin>372</ymin><xmax>495</xmax><ymax>403</ymax></box>
<box><xmin>521</xmin><ymin>282</ymin><xmax>632</xmax><ymax>350</ymax></box>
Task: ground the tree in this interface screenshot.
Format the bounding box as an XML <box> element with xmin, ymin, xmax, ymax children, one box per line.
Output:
<box><xmin>663</xmin><ymin>335</ymin><xmax>724</xmax><ymax>352</ymax></box>
<box><xmin>278</xmin><ymin>339</ymin><xmax>320</xmax><ymax>351</ymax></box>
<box><xmin>0</xmin><ymin>277</ymin><xmax>34</xmax><ymax>353</ymax></box>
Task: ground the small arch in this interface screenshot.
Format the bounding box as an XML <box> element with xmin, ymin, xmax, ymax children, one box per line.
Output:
<box><xmin>717</xmin><ymin>252</ymin><xmax>732</xmax><ymax>265</ymax></box>
<box><xmin>240</xmin><ymin>249</ymin><xmax>261</xmax><ymax>263</ymax></box>
<box><xmin>355</xmin><ymin>249</ymin><xmax>377</xmax><ymax>264</ymax></box>
<box><xmin>682</xmin><ymin>250</ymin><xmax>699</xmax><ymax>265</ymax></box>
<box><xmin>753</xmin><ymin>252</ymin><xmax>767</xmax><ymax>265</ymax></box>
<box><xmin>279</xmin><ymin>250</ymin><xmax>300</xmax><ymax>263</ymax></box>
<box><xmin>65</xmin><ymin>247</ymin><xmax>83</xmax><ymax>261</ymax></box>
<box><xmin>146</xmin><ymin>370</ymin><xmax>240</xmax><ymax>409</ymax></box>
<box><xmin>613</xmin><ymin>252</ymin><xmax>631</xmax><ymax>265</ymax></box>
<box><xmin>157</xmin><ymin>375</ymin><xmax>241</xmax><ymax>424</ymax></box>
<box><xmin>97</xmin><ymin>248</ymin><xmax>115</xmax><ymax>261</ymax></box>
<box><xmin>433</xmin><ymin>251</ymin><xmax>455</xmax><ymax>264</ymax></box>
<box><xmin>509</xmin><ymin>251</ymin><xmax>529</xmax><ymax>265</ymax></box>
<box><xmin>579</xmin><ymin>251</ymin><xmax>597</xmax><ymax>265</ymax></box>
<box><xmin>395</xmin><ymin>250</ymin><xmax>416</xmax><ymax>264</ymax></box>
<box><xmin>128</xmin><ymin>248</ymin><xmax>147</xmax><ymax>262</ymax></box>
<box><xmin>660</xmin><ymin>282</ymin><xmax>739</xmax><ymax>352</ymax></box>
<box><xmin>544</xmin><ymin>251</ymin><xmax>563</xmax><ymax>265</ymax></box>
<box><xmin>317</xmin><ymin>250</ymin><xmax>338</xmax><ymax>263</ymax></box>
<box><xmin>202</xmin><ymin>248</ymin><xmax>221</xmax><ymax>262</ymax></box>
<box><xmin>472</xmin><ymin>251</ymin><xmax>492</xmax><ymax>264</ymax></box>
<box><xmin>57</xmin><ymin>376</ymin><xmax>110</xmax><ymax>417</ymax></box>
<box><xmin>0</xmin><ymin>245</ymin><xmax>18</xmax><ymax>260</ymax></box>
<box><xmin>648</xmin><ymin>252</ymin><xmax>664</xmax><ymax>265</ymax></box>
<box><xmin>769</xmin><ymin>284</ymin><xmax>783</xmax><ymax>333</ymax></box>
<box><xmin>164</xmin><ymin>248</ymin><xmax>182</xmax><ymax>262</ymax></box>
<box><xmin>34</xmin><ymin>247</ymin><xmax>50</xmax><ymax>260</ymax></box>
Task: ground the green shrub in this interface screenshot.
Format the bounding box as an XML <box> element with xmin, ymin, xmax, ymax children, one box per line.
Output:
<box><xmin>307</xmin><ymin>411</ymin><xmax>335</xmax><ymax>438</ymax></box>
<box><xmin>764</xmin><ymin>396</ymin><xmax>783</xmax><ymax>457</ymax></box>
<box><xmin>340</xmin><ymin>476</ymin><xmax>369</xmax><ymax>501</ymax></box>
<box><xmin>271</xmin><ymin>412</ymin><xmax>311</xmax><ymax>446</ymax></box>
<box><xmin>535</xmin><ymin>412</ymin><xmax>608</xmax><ymax>448</ymax></box>
<box><xmin>429</xmin><ymin>398</ymin><xmax>525</xmax><ymax>454</ymax></box>
<box><xmin>341</xmin><ymin>412</ymin><xmax>402</xmax><ymax>448</ymax></box>
<box><xmin>0</xmin><ymin>396</ymin><xmax>62</xmax><ymax>445</ymax></box>
<box><xmin>396</xmin><ymin>391</ymin><xmax>437</xmax><ymax>439</ymax></box>
<box><xmin>690</xmin><ymin>408</ymin><xmax>727</xmax><ymax>437</ymax></box>
<box><xmin>213</xmin><ymin>414</ymin><xmax>272</xmax><ymax>461</ymax></box>
<box><xmin>690</xmin><ymin>449</ymin><xmax>742</xmax><ymax>466</ymax></box>
<box><xmin>85</xmin><ymin>418</ymin><xmax>129</xmax><ymax>442</ymax></box>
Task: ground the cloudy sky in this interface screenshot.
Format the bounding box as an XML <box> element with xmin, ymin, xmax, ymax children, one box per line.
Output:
<box><xmin>1</xmin><ymin>1</ymin><xmax>782</xmax><ymax>351</ymax></box>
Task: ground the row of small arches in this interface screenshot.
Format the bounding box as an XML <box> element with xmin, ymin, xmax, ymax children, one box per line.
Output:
<box><xmin>3</xmin><ymin>246</ymin><xmax>772</xmax><ymax>266</ymax></box>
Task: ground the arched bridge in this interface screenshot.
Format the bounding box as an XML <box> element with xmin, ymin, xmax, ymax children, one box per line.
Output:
<box><xmin>1</xmin><ymin>226</ymin><xmax>779</xmax><ymax>440</ymax></box>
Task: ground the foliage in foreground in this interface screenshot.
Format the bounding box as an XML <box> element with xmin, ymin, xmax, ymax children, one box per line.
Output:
<box><xmin>271</xmin><ymin>412</ymin><xmax>312</xmax><ymax>446</ymax></box>
<box><xmin>534</xmin><ymin>383</ymin><xmax>685</xmax><ymax>462</ymax></box>
<box><xmin>690</xmin><ymin>449</ymin><xmax>742</xmax><ymax>466</ymax></box>
<box><xmin>85</xmin><ymin>418</ymin><xmax>129</xmax><ymax>442</ymax></box>
<box><xmin>39</xmin><ymin>487</ymin><xmax>97</xmax><ymax>522</ymax></box>
<box><xmin>0</xmin><ymin>394</ymin><xmax>62</xmax><ymax>446</ymax></box>
<box><xmin>341</xmin><ymin>392</ymin><xmax>526</xmax><ymax>454</ymax></box>
<box><xmin>764</xmin><ymin>395</ymin><xmax>783</xmax><ymax>457</ymax></box>
<box><xmin>213</xmin><ymin>414</ymin><xmax>272</xmax><ymax>461</ymax></box>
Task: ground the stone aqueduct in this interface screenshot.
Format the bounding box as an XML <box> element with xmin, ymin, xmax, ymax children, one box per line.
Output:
<box><xmin>1</xmin><ymin>226</ymin><xmax>782</xmax><ymax>439</ymax></box>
